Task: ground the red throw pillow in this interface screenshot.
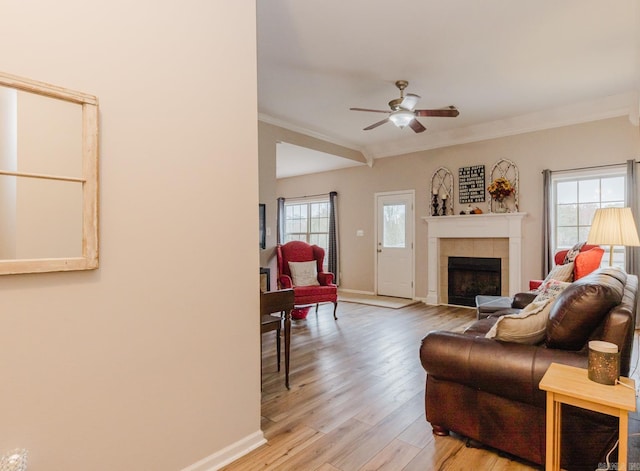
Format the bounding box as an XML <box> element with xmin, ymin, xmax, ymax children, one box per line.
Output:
<box><xmin>573</xmin><ymin>247</ymin><xmax>605</xmax><ymax>280</ymax></box>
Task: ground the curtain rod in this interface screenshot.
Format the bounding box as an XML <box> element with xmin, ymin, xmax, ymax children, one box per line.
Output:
<box><xmin>280</xmin><ymin>192</ymin><xmax>336</xmax><ymax>200</ymax></box>
<box><xmin>544</xmin><ymin>160</ymin><xmax>639</xmax><ymax>174</ymax></box>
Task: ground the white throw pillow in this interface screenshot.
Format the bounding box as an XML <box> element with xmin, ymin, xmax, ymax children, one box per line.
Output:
<box><xmin>288</xmin><ymin>261</ymin><xmax>320</xmax><ymax>286</ymax></box>
<box><xmin>542</xmin><ymin>262</ymin><xmax>574</xmax><ymax>284</ymax></box>
<box><xmin>485</xmin><ymin>298</ymin><xmax>556</xmax><ymax>344</ymax></box>
<box><xmin>533</xmin><ymin>279</ymin><xmax>571</xmax><ymax>303</ymax></box>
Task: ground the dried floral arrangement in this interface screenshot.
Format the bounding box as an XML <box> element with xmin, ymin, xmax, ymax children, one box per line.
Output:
<box><xmin>487</xmin><ymin>177</ymin><xmax>514</xmax><ymax>201</ymax></box>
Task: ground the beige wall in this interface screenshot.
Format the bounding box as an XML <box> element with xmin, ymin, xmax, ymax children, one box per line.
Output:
<box><xmin>0</xmin><ymin>1</ymin><xmax>260</xmax><ymax>470</ymax></box>
<box><xmin>274</xmin><ymin>117</ymin><xmax>640</xmax><ymax>296</ymax></box>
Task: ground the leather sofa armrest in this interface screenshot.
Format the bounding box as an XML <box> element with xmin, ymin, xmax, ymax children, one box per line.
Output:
<box><xmin>420</xmin><ymin>331</ymin><xmax>587</xmax><ymax>407</ymax></box>
<box><xmin>512</xmin><ymin>291</ymin><xmax>538</xmax><ymax>309</ymax></box>
<box><xmin>317</xmin><ymin>271</ymin><xmax>334</xmax><ymax>285</ymax></box>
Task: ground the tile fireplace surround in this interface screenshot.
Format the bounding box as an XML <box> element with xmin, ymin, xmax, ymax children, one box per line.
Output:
<box><xmin>422</xmin><ymin>213</ymin><xmax>527</xmax><ymax>305</ymax></box>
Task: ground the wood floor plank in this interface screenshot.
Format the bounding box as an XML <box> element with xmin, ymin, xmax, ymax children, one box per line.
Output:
<box><xmin>401</xmin><ymin>435</ymin><xmax>467</xmax><ymax>471</ymax></box>
<box><xmin>329</xmin><ymin>391</ymin><xmax>425</xmax><ymax>471</ymax></box>
<box><xmin>397</xmin><ymin>414</ymin><xmax>435</xmax><ymax>449</ymax></box>
<box><xmin>268</xmin><ymin>417</ymin><xmax>372</xmax><ymax>471</ymax></box>
<box><xmin>358</xmin><ymin>439</ymin><xmax>421</xmax><ymax>471</ymax></box>
<box><xmin>315</xmin><ymin>464</ymin><xmax>341</xmax><ymax>471</ymax></box>
<box><xmin>222</xmin><ymin>423</ymin><xmax>323</xmax><ymax>470</ymax></box>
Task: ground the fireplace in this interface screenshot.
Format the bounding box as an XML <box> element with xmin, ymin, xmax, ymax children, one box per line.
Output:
<box><xmin>423</xmin><ymin>212</ymin><xmax>525</xmax><ymax>305</ymax></box>
<box><xmin>448</xmin><ymin>256</ymin><xmax>501</xmax><ymax>306</ymax></box>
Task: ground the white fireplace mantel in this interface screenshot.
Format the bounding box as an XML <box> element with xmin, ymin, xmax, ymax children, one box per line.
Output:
<box><xmin>422</xmin><ymin>212</ymin><xmax>527</xmax><ymax>305</ymax></box>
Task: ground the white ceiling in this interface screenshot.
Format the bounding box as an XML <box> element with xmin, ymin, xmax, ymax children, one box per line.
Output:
<box><xmin>258</xmin><ymin>0</ymin><xmax>640</xmax><ymax>177</ymax></box>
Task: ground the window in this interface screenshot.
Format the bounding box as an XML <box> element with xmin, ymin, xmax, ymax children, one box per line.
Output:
<box><xmin>284</xmin><ymin>198</ymin><xmax>330</xmax><ymax>267</ymax></box>
<box><xmin>382</xmin><ymin>203</ymin><xmax>406</xmax><ymax>248</ymax></box>
<box><xmin>551</xmin><ymin>167</ymin><xmax>626</xmax><ymax>267</ymax></box>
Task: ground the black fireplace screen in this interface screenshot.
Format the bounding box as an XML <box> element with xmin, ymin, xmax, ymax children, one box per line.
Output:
<box><xmin>448</xmin><ymin>256</ymin><xmax>501</xmax><ymax>306</ymax></box>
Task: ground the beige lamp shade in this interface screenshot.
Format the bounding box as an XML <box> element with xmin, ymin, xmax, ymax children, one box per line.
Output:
<box><xmin>587</xmin><ymin>207</ymin><xmax>640</xmax><ymax>266</ymax></box>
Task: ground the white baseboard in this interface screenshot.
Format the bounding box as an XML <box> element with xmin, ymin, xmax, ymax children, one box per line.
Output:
<box><xmin>181</xmin><ymin>430</ymin><xmax>266</xmax><ymax>471</ymax></box>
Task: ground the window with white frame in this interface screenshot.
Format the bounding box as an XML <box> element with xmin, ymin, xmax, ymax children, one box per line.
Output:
<box><xmin>551</xmin><ymin>166</ymin><xmax>626</xmax><ymax>267</ymax></box>
<box><xmin>284</xmin><ymin>198</ymin><xmax>330</xmax><ymax>268</ymax></box>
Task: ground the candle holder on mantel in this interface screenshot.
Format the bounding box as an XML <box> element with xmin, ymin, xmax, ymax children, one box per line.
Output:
<box><xmin>440</xmin><ymin>194</ymin><xmax>449</xmax><ymax>216</ymax></box>
<box><xmin>430</xmin><ymin>167</ymin><xmax>454</xmax><ymax>216</ymax></box>
<box><xmin>431</xmin><ymin>192</ymin><xmax>439</xmax><ymax>216</ymax></box>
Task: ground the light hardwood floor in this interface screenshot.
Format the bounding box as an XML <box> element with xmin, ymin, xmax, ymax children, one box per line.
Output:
<box><xmin>223</xmin><ymin>301</ymin><xmax>550</xmax><ymax>471</ymax></box>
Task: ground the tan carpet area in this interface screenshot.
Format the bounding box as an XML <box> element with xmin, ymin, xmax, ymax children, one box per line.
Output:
<box><xmin>338</xmin><ymin>291</ymin><xmax>420</xmax><ymax>309</ymax></box>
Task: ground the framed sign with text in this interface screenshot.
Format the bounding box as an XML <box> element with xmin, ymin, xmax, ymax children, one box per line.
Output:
<box><xmin>458</xmin><ymin>165</ymin><xmax>485</xmax><ymax>204</ymax></box>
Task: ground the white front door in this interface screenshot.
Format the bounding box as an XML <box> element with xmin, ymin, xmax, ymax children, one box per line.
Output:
<box><xmin>376</xmin><ymin>191</ymin><xmax>414</xmax><ymax>298</ymax></box>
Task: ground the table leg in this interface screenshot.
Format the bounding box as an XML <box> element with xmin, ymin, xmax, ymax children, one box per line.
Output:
<box><xmin>619</xmin><ymin>411</ymin><xmax>629</xmax><ymax>471</ymax></box>
<box><xmin>546</xmin><ymin>392</ymin><xmax>561</xmax><ymax>471</ymax></box>
<box><xmin>284</xmin><ymin>308</ymin><xmax>291</xmax><ymax>389</ymax></box>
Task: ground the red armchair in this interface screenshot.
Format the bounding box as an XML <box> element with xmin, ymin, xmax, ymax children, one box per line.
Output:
<box><xmin>529</xmin><ymin>245</ymin><xmax>605</xmax><ymax>290</ymax></box>
<box><xmin>276</xmin><ymin>241</ymin><xmax>338</xmax><ymax>319</ymax></box>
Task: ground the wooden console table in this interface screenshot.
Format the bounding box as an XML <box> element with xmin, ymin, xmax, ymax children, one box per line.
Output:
<box><xmin>539</xmin><ymin>363</ymin><xmax>636</xmax><ymax>471</ymax></box>
<box><xmin>260</xmin><ymin>289</ymin><xmax>294</xmax><ymax>388</ymax></box>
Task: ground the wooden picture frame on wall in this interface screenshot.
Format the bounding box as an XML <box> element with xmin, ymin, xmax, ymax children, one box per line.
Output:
<box><xmin>0</xmin><ymin>71</ymin><xmax>99</xmax><ymax>275</ymax></box>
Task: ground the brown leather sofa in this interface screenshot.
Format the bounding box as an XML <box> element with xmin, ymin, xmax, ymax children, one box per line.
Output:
<box><xmin>420</xmin><ymin>267</ymin><xmax>638</xmax><ymax>470</ymax></box>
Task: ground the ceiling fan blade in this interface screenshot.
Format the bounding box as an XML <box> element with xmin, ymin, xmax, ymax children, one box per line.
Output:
<box><xmin>409</xmin><ymin>119</ymin><xmax>426</xmax><ymax>133</ymax></box>
<box><xmin>415</xmin><ymin>106</ymin><xmax>460</xmax><ymax>117</ymax></box>
<box><xmin>350</xmin><ymin>107</ymin><xmax>391</xmax><ymax>114</ymax></box>
<box><xmin>363</xmin><ymin>118</ymin><xmax>389</xmax><ymax>131</ymax></box>
<box><xmin>400</xmin><ymin>93</ymin><xmax>420</xmax><ymax>111</ymax></box>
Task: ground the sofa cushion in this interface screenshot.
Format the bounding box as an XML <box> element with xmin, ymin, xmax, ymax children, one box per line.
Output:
<box><xmin>485</xmin><ymin>298</ymin><xmax>556</xmax><ymax>344</ymax></box>
<box><xmin>546</xmin><ymin>267</ymin><xmax>626</xmax><ymax>350</ymax></box>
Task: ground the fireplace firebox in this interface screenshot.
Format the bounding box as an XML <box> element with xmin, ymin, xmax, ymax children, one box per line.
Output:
<box><xmin>448</xmin><ymin>256</ymin><xmax>501</xmax><ymax>306</ymax></box>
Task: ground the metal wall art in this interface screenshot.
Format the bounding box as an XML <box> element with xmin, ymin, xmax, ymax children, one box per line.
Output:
<box><xmin>430</xmin><ymin>167</ymin><xmax>454</xmax><ymax>216</ymax></box>
<box><xmin>488</xmin><ymin>159</ymin><xmax>519</xmax><ymax>213</ymax></box>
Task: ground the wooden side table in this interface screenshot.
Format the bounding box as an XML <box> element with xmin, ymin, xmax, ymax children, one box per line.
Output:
<box><xmin>539</xmin><ymin>363</ymin><xmax>636</xmax><ymax>471</ymax></box>
<box><xmin>260</xmin><ymin>289</ymin><xmax>294</xmax><ymax>389</ymax></box>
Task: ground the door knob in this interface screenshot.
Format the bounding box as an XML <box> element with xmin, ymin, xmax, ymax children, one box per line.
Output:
<box><xmin>377</xmin><ymin>249</ymin><xmax>382</xmax><ymax>253</ymax></box>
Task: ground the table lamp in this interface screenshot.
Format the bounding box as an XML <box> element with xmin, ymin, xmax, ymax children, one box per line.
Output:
<box><xmin>587</xmin><ymin>207</ymin><xmax>640</xmax><ymax>266</ymax></box>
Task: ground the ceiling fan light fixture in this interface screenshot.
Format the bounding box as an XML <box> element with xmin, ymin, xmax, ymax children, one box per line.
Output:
<box><xmin>389</xmin><ymin>109</ymin><xmax>414</xmax><ymax>129</ymax></box>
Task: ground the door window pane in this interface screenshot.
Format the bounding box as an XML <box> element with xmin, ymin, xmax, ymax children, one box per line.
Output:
<box><xmin>383</xmin><ymin>204</ymin><xmax>406</xmax><ymax>248</ymax></box>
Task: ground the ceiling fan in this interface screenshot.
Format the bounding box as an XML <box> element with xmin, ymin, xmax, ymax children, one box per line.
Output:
<box><xmin>350</xmin><ymin>80</ymin><xmax>459</xmax><ymax>133</ymax></box>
